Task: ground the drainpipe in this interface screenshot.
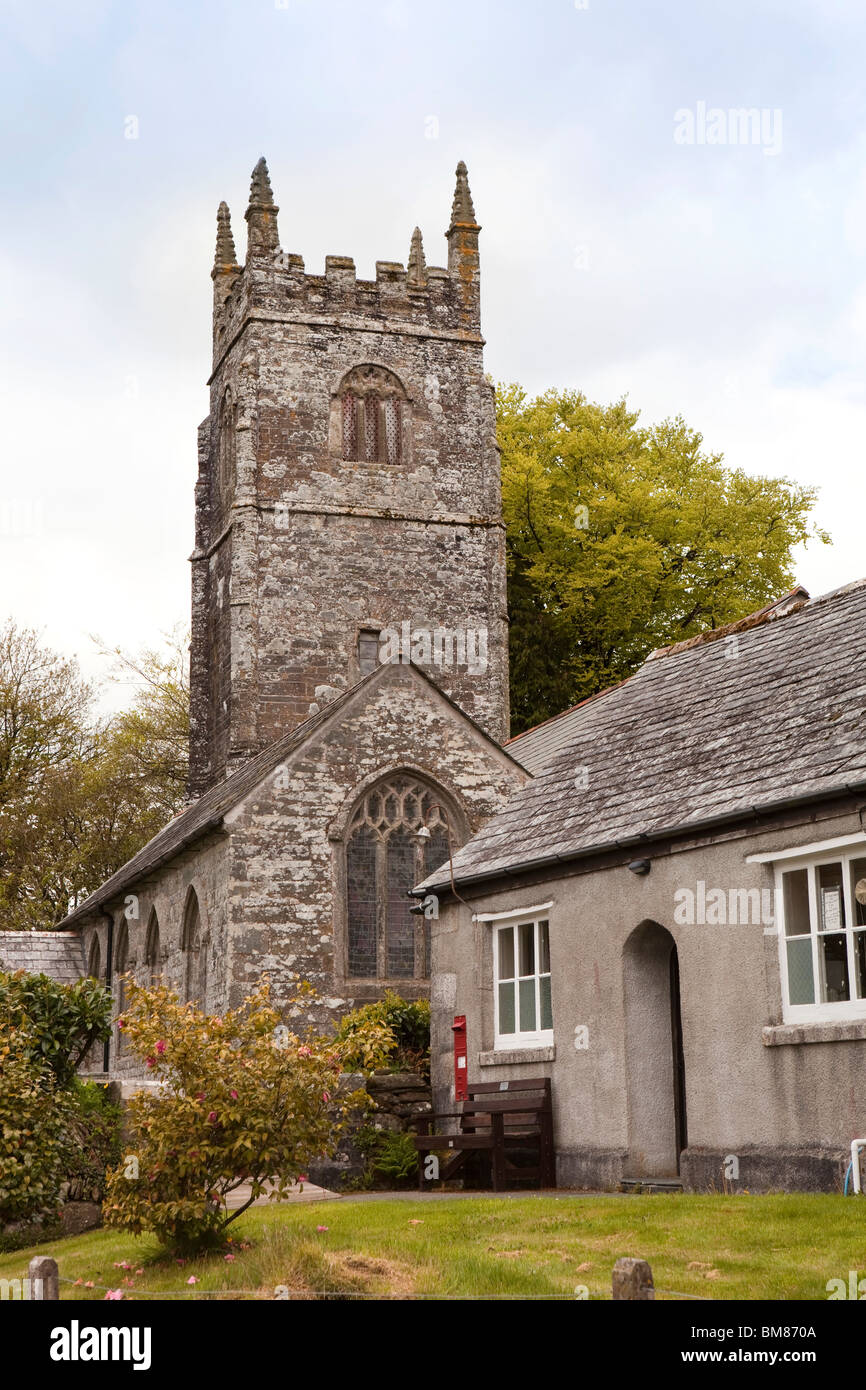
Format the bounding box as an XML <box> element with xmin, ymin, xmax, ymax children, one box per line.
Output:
<box><xmin>101</xmin><ymin>909</ymin><xmax>114</xmax><ymax>1076</ymax></box>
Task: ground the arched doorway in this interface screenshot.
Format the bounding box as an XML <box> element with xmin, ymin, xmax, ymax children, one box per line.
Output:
<box><xmin>622</xmin><ymin>921</ymin><xmax>687</xmax><ymax>1177</ymax></box>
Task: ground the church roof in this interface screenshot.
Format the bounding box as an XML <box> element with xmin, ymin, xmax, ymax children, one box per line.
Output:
<box><xmin>0</xmin><ymin>931</ymin><xmax>86</xmax><ymax>984</ymax></box>
<box><xmin>418</xmin><ymin>577</ymin><xmax>866</xmax><ymax>893</ymax></box>
<box><xmin>58</xmin><ymin>660</ymin><xmax>523</xmax><ymax>929</ymax></box>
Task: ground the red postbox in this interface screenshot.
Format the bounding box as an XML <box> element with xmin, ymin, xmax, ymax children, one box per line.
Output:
<box><xmin>452</xmin><ymin>1014</ymin><xmax>468</xmax><ymax>1102</ymax></box>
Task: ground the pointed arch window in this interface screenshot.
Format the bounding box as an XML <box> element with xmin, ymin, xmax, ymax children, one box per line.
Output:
<box><xmin>182</xmin><ymin>890</ymin><xmax>207</xmax><ymax>1009</ymax></box>
<box><xmin>339</xmin><ymin>365</ymin><xmax>407</xmax><ymax>465</ymax></box>
<box><xmin>345</xmin><ymin>775</ymin><xmax>455</xmax><ymax>981</ymax></box>
<box><xmin>145</xmin><ymin>910</ymin><xmax>161</xmax><ymax>986</ymax></box>
<box><xmin>115</xmin><ymin>920</ymin><xmax>129</xmax><ymax>1056</ymax></box>
<box><xmin>87</xmin><ymin>935</ymin><xmax>101</xmax><ymax>981</ymax></box>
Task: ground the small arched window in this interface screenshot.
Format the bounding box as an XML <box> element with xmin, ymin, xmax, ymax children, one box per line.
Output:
<box><xmin>115</xmin><ymin>920</ymin><xmax>129</xmax><ymax>1056</ymax></box>
<box><xmin>339</xmin><ymin>365</ymin><xmax>407</xmax><ymax>465</ymax></box>
<box><xmin>87</xmin><ymin>935</ymin><xmax>101</xmax><ymax>981</ymax></box>
<box><xmin>182</xmin><ymin>889</ymin><xmax>207</xmax><ymax>1010</ymax></box>
<box><xmin>218</xmin><ymin>387</ymin><xmax>236</xmax><ymax>504</ymax></box>
<box><xmin>345</xmin><ymin>775</ymin><xmax>455</xmax><ymax>981</ymax></box>
<box><xmin>145</xmin><ymin>910</ymin><xmax>161</xmax><ymax>986</ymax></box>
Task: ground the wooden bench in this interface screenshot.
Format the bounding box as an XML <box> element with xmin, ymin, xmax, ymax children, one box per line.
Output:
<box><xmin>412</xmin><ymin>1078</ymin><xmax>555</xmax><ymax>1191</ymax></box>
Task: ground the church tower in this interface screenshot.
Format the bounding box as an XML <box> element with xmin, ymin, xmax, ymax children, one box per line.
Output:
<box><xmin>188</xmin><ymin>158</ymin><xmax>509</xmax><ymax>798</ymax></box>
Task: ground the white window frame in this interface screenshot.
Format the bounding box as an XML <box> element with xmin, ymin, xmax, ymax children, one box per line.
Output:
<box><xmin>774</xmin><ymin>844</ymin><xmax>866</xmax><ymax>1024</ymax></box>
<box><xmin>493</xmin><ymin>916</ymin><xmax>554</xmax><ymax>1049</ymax></box>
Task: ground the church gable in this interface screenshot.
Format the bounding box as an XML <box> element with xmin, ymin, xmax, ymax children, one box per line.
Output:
<box><xmin>221</xmin><ymin>660</ymin><xmax>527</xmax><ymax>1018</ymax></box>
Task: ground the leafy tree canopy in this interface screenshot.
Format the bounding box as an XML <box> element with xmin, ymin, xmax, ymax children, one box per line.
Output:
<box><xmin>498</xmin><ymin>384</ymin><xmax>829</xmax><ymax>732</ymax></box>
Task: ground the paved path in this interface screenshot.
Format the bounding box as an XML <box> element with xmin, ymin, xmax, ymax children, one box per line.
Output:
<box><xmin>226</xmin><ymin>1183</ymin><xmax>618</xmax><ymax>1209</ymax></box>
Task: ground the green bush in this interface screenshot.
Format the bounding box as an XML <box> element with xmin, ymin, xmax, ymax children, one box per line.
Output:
<box><xmin>103</xmin><ymin>977</ymin><xmax>362</xmax><ymax>1253</ymax></box>
<box><xmin>61</xmin><ymin>1080</ymin><xmax>123</xmax><ymax>1203</ymax></box>
<box><xmin>335</xmin><ymin>992</ymin><xmax>430</xmax><ymax>1077</ymax></box>
<box><xmin>356</xmin><ymin>1126</ymin><xmax>419</xmax><ymax>1187</ymax></box>
<box><xmin>0</xmin><ymin>1025</ymin><xmax>72</xmax><ymax>1226</ymax></box>
<box><xmin>0</xmin><ymin>970</ymin><xmax>112</xmax><ymax>1086</ymax></box>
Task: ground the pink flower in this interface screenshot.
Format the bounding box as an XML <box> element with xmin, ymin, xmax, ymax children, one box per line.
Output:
<box><xmin>135</xmin><ymin>1268</ymin><xmax>144</xmax><ymax>1276</ymax></box>
<box><xmin>297</xmin><ymin>1045</ymin><xmax>312</xmax><ymax>1058</ymax></box>
<box><xmin>207</xmin><ymin>1111</ymin><xmax>218</xmax><ymax>1123</ymax></box>
<box><xmin>73</xmin><ymin>1278</ymin><xmax>82</xmax><ymax>1286</ymax></box>
<box><xmin>104</xmin><ymin>1289</ymin><xmax>124</xmax><ymax>1300</ymax></box>
<box><xmin>224</xmin><ymin>1254</ymin><xmax>235</xmax><ymax>1263</ymax></box>
<box><xmin>195</xmin><ymin>1092</ymin><xmax>205</xmax><ymax>1101</ymax></box>
<box><xmin>145</xmin><ymin>1057</ymin><xmax>156</xmax><ymax>1069</ymax></box>
<box><xmin>155</xmin><ymin>1040</ymin><xmax>166</xmax><ymax>1054</ymax></box>
<box><xmin>316</xmin><ymin>1225</ymin><xmax>329</xmax><ymax>1233</ymax></box>
<box><xmin>84</xmin><ymin>1281</ymin><xmax>94</xmax><ymax>1288</ymax></box>
<box><xmin>296</xmin><ymin>1175</ymin><xmax>308</xmax><ymax>1184</ymax></box>
<box><xmin>117</xmin><ymin>1018</ymin><xmax>124</xmax><ymax>1030</ymax></box>
<box><xmin>186</xmin><ymin>1275</ymin><xmax>198</xmax><ymax>1285</ymax></box>
<box><xmin>322</xmin><ymin>1091</ymin><xmax>331</xmax><ymax>1102</ymax></box>
<box><xmin>229</xmin><ymin>1089</ymin><xmax>238</xmax><ymax>1100</ymax></box>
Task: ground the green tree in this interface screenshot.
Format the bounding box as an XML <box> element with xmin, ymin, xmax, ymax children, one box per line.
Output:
<box><xmin>498</xmin><ymin>384</ymin><xmax>829</xmax><ymax>732</ymax></box>
<box><xmin>0</xmin><ymin>627</ymin><xmax>189</xmax><ymax>929</ymax></box>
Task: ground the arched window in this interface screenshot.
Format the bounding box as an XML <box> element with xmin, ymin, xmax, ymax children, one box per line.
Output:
<box><xmin>182</xmin><ymin>889</ymin><xmax>207</xmax><ymax>1009</ymax></box>
<box><xmin>218</xmin><ymin>387</ymin><xmax>236</xmax><ymax>504</ymax></box>
<box><xmin>115</xmin><ymin>920</ymin><xmax>129</xmax><ymax>1056</ymax></box>
<box><xmin>87</xmin><ymin>935</ymin><xmax>101</xmax><ymax>981</ymax></box>
<box><xmin>145</xmin><ymin>910</ymin><xmax>161</xmax><ymax>986</ymax></box>
<box><xmin>339</xmin><ymin>365</ymin><xmax>407</xmax><ymax>465</ymax></box>
<box><xmin>345</xmin><ymin>775</ymin><xmax>455</xmax><ymax>981</ymax></box>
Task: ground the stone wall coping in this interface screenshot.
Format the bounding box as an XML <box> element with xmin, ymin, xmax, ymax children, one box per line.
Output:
<box><xmin>478</xmin><ymin>1045</ymin><xmax>555</xmax><ymax>1066</ymax></box>
<box><xmin>762</xmin><ymin>1019</ymin><xmax>866</xmax><ymax>1047</ymax></box>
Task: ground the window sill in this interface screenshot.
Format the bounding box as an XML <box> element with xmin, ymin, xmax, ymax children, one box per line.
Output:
<box><xmin>478</xmin><ymin>1045</ymin><xmax>555</xmax><ymax>1066</ymax></box>
<box><xmin>763</xmin><ymin>1020</ymin><xmax>866</xmax><ymax>1047</ymax></box>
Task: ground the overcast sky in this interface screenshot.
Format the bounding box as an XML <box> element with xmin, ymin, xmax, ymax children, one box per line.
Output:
<box><xmin>2</xmin><ymin>0</ymin><xmax>864</xmax><ymax>707</ymax></box>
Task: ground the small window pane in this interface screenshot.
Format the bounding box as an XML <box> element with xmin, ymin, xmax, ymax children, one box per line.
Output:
<box><xmin>364</xmin><ymin>397</ymin><xmax>378</xmax><ymax>461</ymax></box>
<box><xmin>518</xmin><ymin>977</ymin><xmax>536</xmax><ymax>1032</ymax></box>
<box><xmin>498</xmin><ymin>927</ymin><xmax>515</xmax><ymax>980</ymax></box>
<box><xmin>782</xmin><ymin>869</ymin><xmax>811</xmax><ymax>937</ymax></box>
<box><xmin>342</xmin><ymin>392</ymin><xmax>356</xmax><ymax>459</ymax></box>
<box><xmin>850</xmin><ymin>858</ymin><xmax>866</xmax><ymax>928</ymax></box>
<box><xmin>358</xmin><ymin>631</ymin><xmax>380</xmax><ymax>676</ymax></box>
<box><xmin>855</xmin><ymin>931</ymin><xmax>866</xmax><ymax>1001</ymax></box>
<box><xmin>820</xmin><ymin>933</ymin><xmax>850</xmax><ymax>1003</ymax></box>
<box><xmin>538</xmin><ymin>920</ymin><xmax>550</xmax><ymax>974</ymax></box>
<box><xmin>786</xmin><ymin>937</ymin><xmax>815</xmax><ymax>1005</ymax></box>
<box><xmin>539</xmin><ymin>975</ymin><xmax>553</xmax><ymax>1030</ymax></box>
<box><xmin>518</xmin><ymin>922</ymin><xmax>534</xmax><ymax>976</ymax></box>
<box><xmin>498</xmin><ymin>981</ymin><xmax>516</xmax><ymax>1034</ymax></box>
<box><xmin>817</xmin><ymin>862</ymin><xmax>845</xmax><ymax>931</ymax></box>
<box><xmin>383</xmin><ymin>398</ymin><xmax>402</xmax><ymax>464</ymax></box>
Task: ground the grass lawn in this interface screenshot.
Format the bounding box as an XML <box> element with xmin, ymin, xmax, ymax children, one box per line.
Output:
<box><xmin>0</xmin><ymin>1193</ymin><xmax>861</xmax><ymax>1301</ymax></box>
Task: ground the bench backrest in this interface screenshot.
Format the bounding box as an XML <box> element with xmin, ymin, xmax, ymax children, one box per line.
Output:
<box><xmin>460</xmin><ymin>1077</ymin><xmax>551</xmax><ymax>1134</ymax></box>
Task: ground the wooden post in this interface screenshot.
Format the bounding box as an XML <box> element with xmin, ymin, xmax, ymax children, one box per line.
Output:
<box><xmin>28</xmin><ymin>1256</ymin><xmax>59</xmax><ymax>1301</ymax></box>
<box><xmin>612</xmin><ymin>1256</ymin><xmax>655</xmax><ymax>1300</ymax></box>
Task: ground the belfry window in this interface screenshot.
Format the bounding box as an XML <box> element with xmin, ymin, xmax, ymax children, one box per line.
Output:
<box><xmin>339</xmin><ymin>365</ymin><xmax>407</xmax><ymax>465</ymax></box>
<box><xmin>345</xmin><ymin>775</ymin><xmax>454</xmax><ymax>981</ymax></box>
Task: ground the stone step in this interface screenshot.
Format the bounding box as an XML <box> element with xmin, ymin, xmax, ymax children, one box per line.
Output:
<box><xmin>620</xmin><ymin>1176</ymin><xmax>684</xmax><ymax>1194</ymax></box>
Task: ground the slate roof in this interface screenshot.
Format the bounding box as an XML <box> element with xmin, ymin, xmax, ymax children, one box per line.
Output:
<box><xmin>0</xmin><ymin>931</ymin><xmax>86</xmax><ymax>984</ymax></box>
<box><xmin>419</xmin><ymin>578</ymin><xmax>866</xmax><ymax>892</ymax></box>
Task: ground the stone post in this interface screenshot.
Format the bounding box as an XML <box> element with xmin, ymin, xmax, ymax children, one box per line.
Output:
<box><xmin>28</xmin><ymin>1256</ymin><xmax>59</xmax><ymax>1301</ymax></box>
<box><xmin>612</xmin><ymin>1256</ymin><xmax>655</xmax><ymax>1301</ymax></box>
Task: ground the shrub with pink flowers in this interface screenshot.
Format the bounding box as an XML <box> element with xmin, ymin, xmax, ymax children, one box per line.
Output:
<box><xmin>103</xmin><ymin>978</ymin><xmax>361</xmax><ymax>1253</ymax></box>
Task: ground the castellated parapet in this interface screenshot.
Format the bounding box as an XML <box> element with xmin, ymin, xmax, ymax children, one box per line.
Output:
<box><xmin>189</xmin><ymin>158</ymin><xmax>507</xmax><ymax>799</ymax></box>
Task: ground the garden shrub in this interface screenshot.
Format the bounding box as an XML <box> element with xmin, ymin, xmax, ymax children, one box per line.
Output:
<box><xmin>335</xmin><ymin>992</ymin><xmax>430</xmax><ymax>1076</ymax></box>
<box><xmin>103</xmin><ymin>977</ymin><xmax>363</xmax><ymax>1253</ymax></box>
<box><xmin>0</xmin><ymin>970</ymin><xmax>112</xmax><ymax>1086</ymax></box>
<box><xmin>0</xmin><ymin>1024</ymin><xmax>72</xmax><ymax>1226</ymax></box>
<box><xmin>357</xmin><ymin>1126</ymin><xmax>419</xmax><ymax>1186</ymax></box>
<box><xmin>61</xmin><ymin>1079</ymin><xmax>124</xmax><ymax>1203</ymax></box>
